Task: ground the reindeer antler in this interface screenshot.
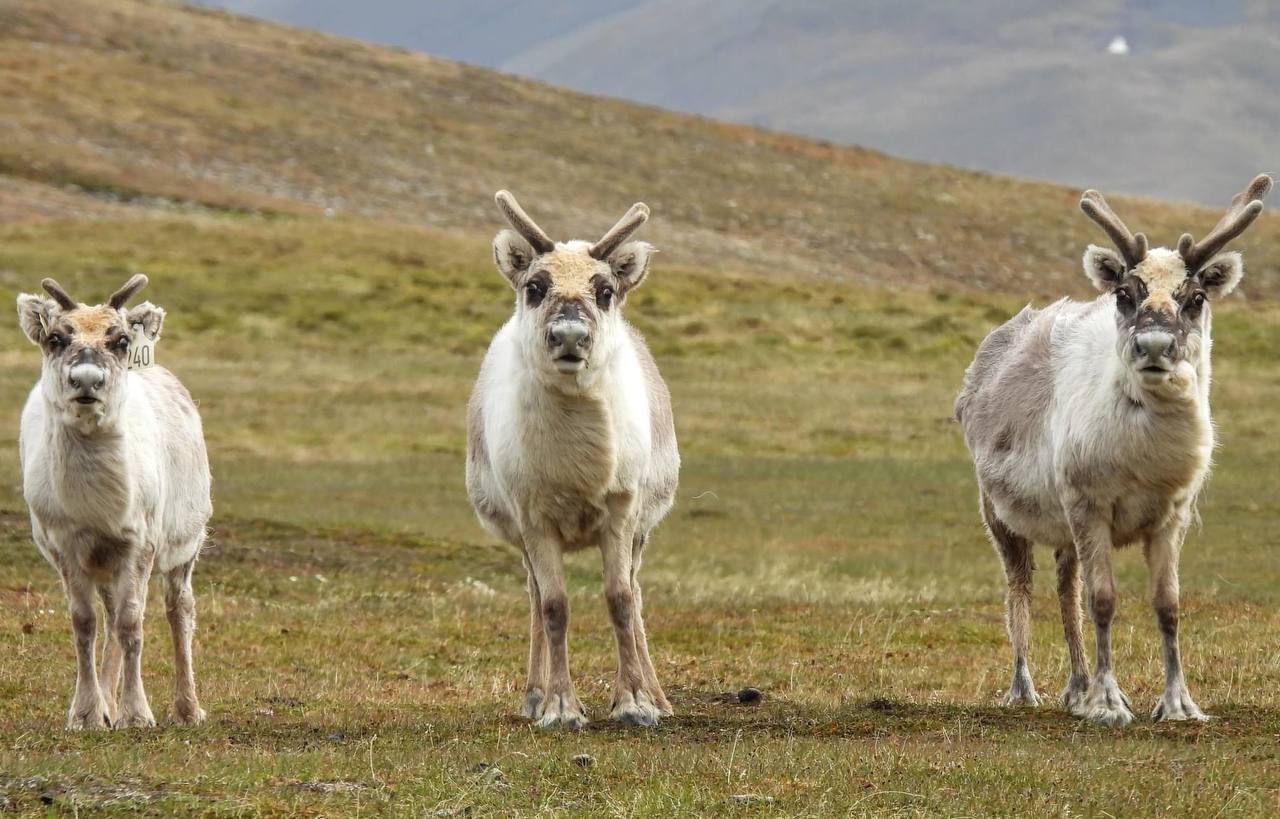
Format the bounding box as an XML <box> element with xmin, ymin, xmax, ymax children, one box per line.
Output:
<box><xmin>108</xmin><ymin>274</ymin><xmax>149</xmax><ymax>309</ymax></box>
<box><xmin>589</xmin><ymin>203</ymin><xmax>650</xmax><ymax>260</ymax></box>
<box><xmin>1178</xmin><ymin>174</ymin><xmax>1273</xmax><ymax>275</ymax></box>
<box><xmin>1080</xmin><ymin>190</ymin><xmax>1149</xmax><ymax>269</ymax></box>
<box><xmin>494</xmin><ymin>190</ymin><xmax>555</xmax><ymax>254</ymax></box>
<box><xmin>41</xmin><ymin>278</ymin><xmax>78</xmax><ymax>311</ymax></box>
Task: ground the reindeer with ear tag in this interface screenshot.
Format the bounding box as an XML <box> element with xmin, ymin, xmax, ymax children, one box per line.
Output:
<box><xmin>467</xmin><ymin>192</ymin><xmax>680</xmax><ymax>729</ymax></box>
<box><xmin>956</xmin><ymin>174</ymin><xmax>1272</xmax><ymax>727</ymax></box>
<box><xmin>17</xmin><ymin>275</ymin><xmax>212</xmax><ymax>729</ymax></box>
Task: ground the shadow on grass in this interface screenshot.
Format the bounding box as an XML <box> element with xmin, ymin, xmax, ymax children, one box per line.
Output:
<box><xmin>8</xmin><ymin>698</ymin><xmax>1280</xmax><ymax>764</ymax></box>
<box><xmin>573</xmin><ymin>696</ymin><xmax>1280</xmax><ymax>743</ymax></box>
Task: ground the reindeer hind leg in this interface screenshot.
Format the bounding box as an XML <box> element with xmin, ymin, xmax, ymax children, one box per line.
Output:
<box><xmin>982</xmin><ymin>493</ymin><xmax>1041</xmax><ymax>707</ymax></box>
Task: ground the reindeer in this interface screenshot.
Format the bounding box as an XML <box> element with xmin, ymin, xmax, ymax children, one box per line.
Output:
<box><xmin>16</xmin><ymin>275</ymin><xmax>212</xmax><ymax>729</ymax></box>
<box><xmin>956</xmin><ymin>175</ymin><xmax>1272</xmax><ymax>726</ymax></box>
<box><xmin>466</xmin><ymin>191</ymin><xmax>680</xmax><ymax>729</ymax></box>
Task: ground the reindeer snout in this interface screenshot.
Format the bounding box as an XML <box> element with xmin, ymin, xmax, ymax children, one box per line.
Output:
<box><xmin>68</xmin><ymin>363</ymin><xmax>106</xmax><ymax>394</ymax></box>
<box><xmin>1135</xmin><ymin>331</ymin><xmax>1175</xmax><ymax>362</ymax></box>
<box><xmin>549</xmin><ymin>321</ymin><xmax>590</xmax><ymax>351</ymax></box>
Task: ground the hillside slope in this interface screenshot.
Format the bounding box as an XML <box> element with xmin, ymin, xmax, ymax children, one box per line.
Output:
<box><xmin>0</xmin><ymin>0</ymin><xmax>1276</xmax><ymax>298</ymax></box>
<box><xmin>196</xmin><ymin>0</ymin><xmax>1280</xmax><ymax>206</ymax></box>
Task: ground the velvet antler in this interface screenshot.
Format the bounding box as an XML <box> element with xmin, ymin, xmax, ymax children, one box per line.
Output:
<box><xmin>41</xmin><ymin>278</ymin><xmax>78</xmax><ymax>311</ymax></box>
<box><xmin>1080</xmin><ymin>190</ymin><xmax>1149</xmax><ymax>270</ymax></box>
<box><xmin>108</xmin><ymin>274</ymin><xmax>149</xmax><ymax>309</ymax></box>
<box><xmin>494</xmin><ymin>190</ymin><xmax>555</xmax><ymax>254</ymax></box>
<box><xmin>589</xmin><ymin>203</ymin><xmax>650</xmax><ymax>260</ymax></box>
<box><xmin>1178</xmin><ymin>174</ymin><xmax>1273</xmax><ymax>275</ymax></box>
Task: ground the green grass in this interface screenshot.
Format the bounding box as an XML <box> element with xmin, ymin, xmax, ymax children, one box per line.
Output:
<box><xmin>3</xmin><ymin>2</ymin><xmax>1280</xmax><ymax>813</ymax></box>
<box><xmin>2</xmin><ymin>211</ymin><xmax>1280</xmax><ymax>816</ymax></box>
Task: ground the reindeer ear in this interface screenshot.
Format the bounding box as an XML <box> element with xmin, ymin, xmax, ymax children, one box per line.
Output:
<box><xmin>1082</xmin><ymin>245</ymin><xmax>1127</xmax><ymax>291</ymax></box>
<box><xmin>1199</xmin><ymin>251</ymin><xmax>1244</xmax><ymax>298</ymax></box>
<box><xmin>16</xmin><ymin>294</ymin><xmax>56</xmax><ymax>345</ymax></box>
<box><xmin>126</xmin><ymin>301</ymin><xmax>166</xmax><ymax>340</ymax></box>
<box><xmin>609</xmin><ymin>241</ymin><xmax>654</xmax><ymax>295</ymax></box>
<box><xmin>493</xmin><ymin>229</ymin><xmax>536</xmax><ymax>286</ymax></box>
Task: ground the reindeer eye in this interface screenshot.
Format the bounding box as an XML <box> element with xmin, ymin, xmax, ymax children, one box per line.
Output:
<box><xmin>596</xmin><ymin>284</ymin><xmax>614</xmax><ymax>310</ymax></box>
<box><xmin>525</xmin><ymin>280</ymin><xmax>546</xmax><ymax>306</ymax></box>
<box><xmin>112</xmin><ymin>335</ymin><xmax>130</xmax><ymax>352</ymax></box>
<box><xmin>47</xmin><ymin>333</ymin><xmax>67</xmax><ymax>349</ymax></box>
<box><xmin>1185</xmin><ymin>291</ymin><xmax>1206</xmax><ymax>313</ymax></box>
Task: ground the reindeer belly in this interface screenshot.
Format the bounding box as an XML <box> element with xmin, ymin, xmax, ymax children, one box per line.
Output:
<box><xmin>981</xmin><ymin>448</ymin><xmax>1074</xmax><ymax>547</ymax></box>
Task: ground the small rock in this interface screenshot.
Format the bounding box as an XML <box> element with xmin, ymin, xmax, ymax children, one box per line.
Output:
<box><xmin>39</xmin><ymin>792</ymin><xmax>54</xmax><ymax>806</ymax></box>
<box><xmin>255</xmin><ymin>708</ymin><xmax>275</xmax><ymax>717</ymax></box>
<box><xmin>479</xmin><ymin>767</ymin><xmax>505</xmax><ymax>786</ymax></box>
<box><xmin>737</xmin><ymin>687</ymin><xmax>762</xmax><ymax>704</ymax></box>
<box><xmin>571</xmin><ymin>754</ymin><xmax>595</xmax><ymax>768</ymax></box>
<box><xmin>21</xmin><ymin>623</ymin><xmax>34</xmax><ymax>635</ymax></box>
<box><xmin>730</xmin><ymin>794</ymin><xmax>775</xmax><ymax>805</ymax></box>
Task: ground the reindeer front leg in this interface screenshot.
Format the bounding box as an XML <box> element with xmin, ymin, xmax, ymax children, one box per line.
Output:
<box><xmin>524</xmin><ymin>535</ymin><xmax>586</xmax><ymax>729</ymax></box>
<box><xmin>1066</xmin><ymin>495</ymin><xmax>1133</xmax><ymax>727</ymax></box>
<box><xmin>601</xmin><ymin>516</ymin><xmax>661</xmax><ymax>727</ymax></box>
<box><xmin>61</xmin><ymin>566</ymin><xmax>110</xmax><ymax>730</ymax></box>
<box><xmin>1146</xmin><ymin>514</ymin><xmax>1209</xmax><ymax>722</ymax></box>
<box><xmin>518</xmin><ymin>554</ymin><xmax>549</xmax><ymax>719</ymax></box>
<box><xmin>111</xmin><ymin>554</ymin><xmax>157</xmax><ymax>728</ymax></box>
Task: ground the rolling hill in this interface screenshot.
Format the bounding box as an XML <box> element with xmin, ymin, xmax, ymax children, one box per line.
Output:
<box><xmin>4</xmin><ymin>3</ymin><xmax>1280</xmax><ymax>815</ymax></box>
<box><xmin>196</xmin><ymin>0</ymin><xmax>1280</xmax><ymax>207</ymax></box>
<box><xmin>2</xmin><ymin>0</ymin><xmax>1276</xmax><ymax>300</ymax></box>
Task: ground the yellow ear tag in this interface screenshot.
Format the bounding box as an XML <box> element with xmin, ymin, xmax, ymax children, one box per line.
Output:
<box><xmin>128</xmin><ymin>323</ymin><xmax>155</xmax><ymax>371</ymax></box>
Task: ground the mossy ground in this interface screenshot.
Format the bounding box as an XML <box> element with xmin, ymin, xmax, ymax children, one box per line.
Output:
<box><xmin>2</xmin><ymin>212</ymin><xmax>1279</xmax><ymax>816</ymax></box>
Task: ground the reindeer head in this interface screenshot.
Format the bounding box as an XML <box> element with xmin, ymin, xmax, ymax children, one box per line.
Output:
<box><xmin>1080</xmin><ymin>174</ymin><xmax>1271</xmax><ymax>385</ymax></box>
<box><xmin>491</xmin><ymin>191</ymin><xmax>654</xmax><ymax>380</ymax></box>
<box><xmin>16</xmin><ymin>275</ymin><xmax>164</xmax><ymax>427</ymax></box>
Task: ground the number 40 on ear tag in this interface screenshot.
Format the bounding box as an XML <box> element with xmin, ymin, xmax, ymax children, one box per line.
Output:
<box><xmin>128</xmin><ymin>323</ymin><xmax>156</xmax><ymax>371</ymax></box>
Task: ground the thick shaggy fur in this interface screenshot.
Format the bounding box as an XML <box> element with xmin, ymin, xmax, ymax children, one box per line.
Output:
<box><xmin>468</xmin><ymin>202</ymin><xmax>679</xmax><ymax>729</ymax></box>
<box><xmin>17</xmin><ymin>288</ymin><xmax>212</xmax><ymax>730</ymax></box>
<box><xmin>956</xmin><ymin>246</ymin><xmax>1232</xmax><ymax>727</ymax></box>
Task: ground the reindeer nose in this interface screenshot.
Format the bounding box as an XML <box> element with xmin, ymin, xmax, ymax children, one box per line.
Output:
<box><xmin>550</xmin><ymin>321</ymin><xmax>590</xmax><ymax>350</ymax></box>
<box><xmin>1135</xmin><ymin>331</ymin><xmax>1175</xmax><ymax>361</ymax></box>
<box><xmin>68</xmin><ymin>364</ymin><xmax>106</xmax><ymax>393</ymax></box>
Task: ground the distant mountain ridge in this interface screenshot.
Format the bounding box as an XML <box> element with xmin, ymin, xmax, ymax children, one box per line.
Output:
<box><xmin>198</xmin><ymin>0</ymin><xmax>1280</xmax><ymax>206</ymax></box>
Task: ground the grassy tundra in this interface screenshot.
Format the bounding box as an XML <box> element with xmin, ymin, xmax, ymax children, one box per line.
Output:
<box><xmin>2</xmin><ymin>1</ymin><xmax>1280</xmax><ymax>815</ymax></box>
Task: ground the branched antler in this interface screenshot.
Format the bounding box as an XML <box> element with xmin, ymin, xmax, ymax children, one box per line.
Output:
<box><xmin>1080</xmin><ymin>190</ymin><xmax>1149</xmax><ymax>269</ymax></box>
<box><xmin>494</xmin><ymin>190</ymin><xmax>555</xmax><ymax>254</ymax></box>
<box><xmin>1178</xmin><ymin>174</ymin><xmax>1273</xmax><ymax>275</ymax></box>
<box><xmin>108</xmin><ymin>274</ymin><xmax>149</xmax><ymax>309</ymax></box>
<box><xmin>589</xmin><ymin>203</ymin><xmax>650</xmax><ymax>260</ymax></box>
<box><xmin>41</xmin><ymin>278</ymin><xmax>78</xmax><ymax>311</ymax></box>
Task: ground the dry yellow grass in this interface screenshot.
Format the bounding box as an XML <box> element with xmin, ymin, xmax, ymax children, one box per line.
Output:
<box><xmin>1</xmin><ymin>2</ymin><xmax>1279</xmax><ymax>816</ymax></box>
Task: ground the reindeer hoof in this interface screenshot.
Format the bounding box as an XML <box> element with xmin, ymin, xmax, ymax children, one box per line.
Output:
<box><xmin>66</xmin><ymin>698</ymin><xmax>111</xmax><ymax>731</ymax></box>
<box><xmin>170</xmin><ymin>704</ymin><xmax>207</xmax><ymax>726</ymax></box>
<box><xmin>1152</xmin><ymin>688</ymin><xmax>1210</xmax><ymax>722</ymax></box>
<box><xmin>115</xmin><ymin>706</ymin><xmax>157</xmax><ymax>729</ymax></box>
<box><xmin>1074</xmin><ymin>674</ymin><xmax>1133</xmax><ymax>727</ymax></box>
<box><xmin>535</xmin><ymin>693</ymin><xmax>587</xmax><ymax>730</ymax></box>
<box><xmin>1000</xmin><ymin>673</ymin><xmax>1042</xmax><ymax>707</ymax></box>
<box><xmin>610</xmin><ymin>689</ymin><xmax>661</xmax><ymax>727</ymax></box>
<box><xmin>519</xmin><ymin>688</ymin><xmax>545</xmax><ymax>720</ymax></box>
<box><xmin>1059</xmin><ymin>673</ymin><xmax>1090</xmax><ymax>712</ymax></box>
